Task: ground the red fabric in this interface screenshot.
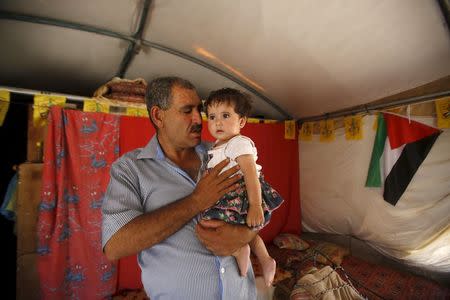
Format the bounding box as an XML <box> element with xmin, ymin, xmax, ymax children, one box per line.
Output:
<box><xmin>117</xmin><ymin>116</ymin><xmax>301</xmax><ymax>290</ymax></box>
<box><xmin>37</xmin><ymin>107</ymin><xmax>120</xmax><ymax>299</ymax></box>
<box><xmin>383</xmin><ymin>113</ymin><xmax>441</xmax><ymax>149</ymax></box>
<box><xmin>116</xmin><ymin>116</ymin><xmax>153</xmax><ymax>291</ymax></box>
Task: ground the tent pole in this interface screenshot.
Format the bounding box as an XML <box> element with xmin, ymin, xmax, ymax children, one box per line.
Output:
<box><xmin>116</xmin><ymin>0</ymin><xmax>152</xmax><ymax>78</ymax></box>
<box><xmin>297</xmin><ymin>90</ymin><xmax>450</xmax><ymax>123</ymax></box>
<box><xmin>0</xmin><ymin>86</ymin><xmax>87</xmax><ymax>102</ymax></box>
<box><xmin>0</xmin><ymin>10</ymin><xmax>290</xmax><ymax>119</ymax></box>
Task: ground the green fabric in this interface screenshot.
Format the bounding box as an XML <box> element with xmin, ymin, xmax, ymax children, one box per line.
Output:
<box><xmin>365</xmin><ymin>114</ymin><xmax>387</xmax><ymax>187</ymax></box>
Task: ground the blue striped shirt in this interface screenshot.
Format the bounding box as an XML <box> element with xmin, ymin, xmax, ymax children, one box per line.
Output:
<box><xmin>102</xmin><ymin>135</ymin><xmax>256</xmax><ymax>299</ymax></box>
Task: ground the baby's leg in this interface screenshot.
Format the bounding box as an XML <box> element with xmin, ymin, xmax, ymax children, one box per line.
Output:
<box><xmin>250</xmin><ymin>235</ymin><xmax>276</xmax><ymax>286</ymax></box>
<box><xmin>232</xmin><ymin>244</ymin><xmax>251</xmax><ymax>277</ymax></box>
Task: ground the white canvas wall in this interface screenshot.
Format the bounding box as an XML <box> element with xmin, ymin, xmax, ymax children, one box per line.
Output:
<box><xmin>300</xmin><ymin>114</ymin><xmax>450</xmax><ymax>273</ymax></box>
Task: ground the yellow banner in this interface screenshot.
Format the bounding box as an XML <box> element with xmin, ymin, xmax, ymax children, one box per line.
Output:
<box><xmin>320</xmin><ymin>119</ymin><xmax>335</xmax><ymax>142</ymax></box>
<box><xmin>284</xmin><ymin>120</ymin><xmax>296</xmax><ymax>140</ymax></box>
<box><xmin>373</xmin><ymin>113</ymin><xmax>379</xmax><ymax>131</ymax></box>
<box><xmin>126</xmin><ymin>107</ymin><xmax>149</xmax><ymax>117</ymax></box>
<box><xmin>238</xmin><ymin>117</ymin><xmax>278</xmax><ymax>124</ymax></box>
<box><xmin>435</xmin><ymin>97</ymin><xmax>450</xmax><ymax>129</ymax></box>
<box><xmin>300</xmin><ymin>122</ymin><xmax>313</xmax><ymax>141</ymax></box>
<box><xmin>33</xmin><ymin>95</ymin><xmax>66</xmax><ymax>127</ymax></box>
<box><xmin>247</xmin><ymin>118</ymin><xmax>261</xmax><ymax>123</ymax></box>
<box><xmin>83</xmin><ymin>99</ymin><xmax>110</xmax><ymax>113</ymax></box>
<box><xmin>344</xmin><ymin>115</ymin><xmax>363</xmax><ymax>140</ymax></box>
<box><xmin>0</xmin><ymin>90</ymin><xmax>10</xmax><ymax>126</ymax></box>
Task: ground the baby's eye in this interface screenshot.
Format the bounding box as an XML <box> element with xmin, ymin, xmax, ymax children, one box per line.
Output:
<box><xmin>208</xmin><ymin>115</ymin><xmax>215</xmax><ymax>120</ymax></box>
<box><xmin>223</xmin><ymin>113</ymin><xmax>230</xmax><ymax>118</ymax></box>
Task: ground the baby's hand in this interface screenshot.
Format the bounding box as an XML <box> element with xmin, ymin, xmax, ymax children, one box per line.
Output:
<box><xmin>246</xmin><ymin>205</ymin><xmax>264</xmax><ymax>228</ymax></box>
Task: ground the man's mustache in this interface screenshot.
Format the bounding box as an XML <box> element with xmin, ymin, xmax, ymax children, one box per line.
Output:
<box><xmin>190</xmin><ymin>124</ymin><xmax>202</xmax><ymax>133</ymax></box>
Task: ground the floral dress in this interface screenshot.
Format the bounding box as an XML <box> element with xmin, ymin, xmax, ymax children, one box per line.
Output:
<box><xmin>201</xmin><ymin>135</ymin><xmax>284</xmax><ymax>228</ymax></box>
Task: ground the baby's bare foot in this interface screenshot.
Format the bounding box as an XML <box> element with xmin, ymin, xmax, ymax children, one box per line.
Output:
<box><xmin>260</xmin><ymin>257</ymin><xmax>276</xmax><ymax>287</ymax></box>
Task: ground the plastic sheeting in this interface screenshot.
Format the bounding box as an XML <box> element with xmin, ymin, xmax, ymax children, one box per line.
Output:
<box><xmin>300</xmin><ymin>115</ymin><xmax>449</xmax><ymax>273</ymax></box>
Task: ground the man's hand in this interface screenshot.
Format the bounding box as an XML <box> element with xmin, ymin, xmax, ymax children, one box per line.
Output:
<box><xmin>196</xmin><ymin>219</ymin><xmax>258</xmax><ymax>256</ymax></box>
<box><xmin>191</xmin><ymin>159</ymin><xmax>241</xmax><ymax>212</ymax></box>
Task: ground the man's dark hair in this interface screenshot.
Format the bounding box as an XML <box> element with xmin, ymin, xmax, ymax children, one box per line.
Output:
<box><xmin>205</xmin><ymin>88</ymin><xmax>253</xmax><ymax>117</ymax></box>
<box><xmin>145</xmin><ymin>76</ymin><xmax>197</xmax><ymax>111</ymax></box>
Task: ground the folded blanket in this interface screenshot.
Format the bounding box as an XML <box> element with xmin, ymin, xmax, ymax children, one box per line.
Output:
<box><xmin>291</xmin><ymin>266</ymin><xmax>364</xmax><ymax>300</ymax></box>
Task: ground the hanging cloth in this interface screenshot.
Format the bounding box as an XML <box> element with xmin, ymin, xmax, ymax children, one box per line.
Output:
<box><xmin>37</xmin><ymin>106</ymin><xmax>120</xmax><ymax>299</ymax></box>
<box><xmin>0</xmin><ymin>172</ymin><xmax>18</xmax><ymax>221</ymax></box>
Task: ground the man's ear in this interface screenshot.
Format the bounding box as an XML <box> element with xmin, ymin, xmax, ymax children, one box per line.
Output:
<box><xmin>150</xmin><ymin>106</ymin><xmax>164</xmax><ymax>128</ymax></box>
<box><xmin>239</xmin><ymin>116</ymin><xmax>247</xmax><ymax>128</ymax></box>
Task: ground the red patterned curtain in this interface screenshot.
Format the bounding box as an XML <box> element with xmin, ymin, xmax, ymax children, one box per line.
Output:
<box><xmin>37</xmin><ymin>107</ymin><xmax>120</xmax><ymax>299</ymax></box>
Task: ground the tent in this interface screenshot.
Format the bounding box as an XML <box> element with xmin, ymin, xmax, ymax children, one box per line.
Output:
<box><xmin>0</xmin><ymin>1</ymin><xmax>449</xmax><ymax>299</ymax></box>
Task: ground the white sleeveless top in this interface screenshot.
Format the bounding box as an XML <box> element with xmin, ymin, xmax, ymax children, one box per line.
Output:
<box><xmin>207</xmin><ymin>135</ymin><xmax>262</xmax><ymax>176</ymax></box>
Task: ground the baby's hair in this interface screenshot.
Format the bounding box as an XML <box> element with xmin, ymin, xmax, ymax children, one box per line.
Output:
<box><xmin>205</xmin><ymin>88</ymin><xmax>252</xmax><ymax>117</ymax></box>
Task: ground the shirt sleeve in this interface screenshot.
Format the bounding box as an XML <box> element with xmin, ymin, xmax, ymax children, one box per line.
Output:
<box><xmin>224</xmin><ymin>136</ymin><xmax>256</xmax><ymax>160</ymax></box>
<box><xmin>101</xmin><ymin>157</ymin><xmax>144</xmax><ymax>249</ymax></box>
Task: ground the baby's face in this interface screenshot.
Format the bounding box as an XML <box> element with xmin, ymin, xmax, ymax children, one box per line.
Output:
<box><xmin>207</xmin><ymin>102</ymin><xmax>246</xmax><ymax>144</ymax></box>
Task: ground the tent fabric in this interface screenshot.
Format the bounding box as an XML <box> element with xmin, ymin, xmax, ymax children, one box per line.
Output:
<box><xmin>37</xmin><ymin>107</ymin><xmax>119</xmax><ymax>299</ymax></box>
<box><xmin>301</xmin><ymin>114</ymin><xmax>450</xmax><ymax>273</ymax></box>
<box><xmin>116</xmin><ymin>115</ymin><xmax>301</xmax><ymax>291</ymax></box>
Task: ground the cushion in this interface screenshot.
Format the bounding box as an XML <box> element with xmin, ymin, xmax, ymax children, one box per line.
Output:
<box><xmin>273</xmin><ymin>233</ymin><xmax>310</xmax><ymax>251</ymax></box>
<box><xmin>273</xmin><ymin>266</ymin><xmax>294</xmax><ymax>284</ymax></box>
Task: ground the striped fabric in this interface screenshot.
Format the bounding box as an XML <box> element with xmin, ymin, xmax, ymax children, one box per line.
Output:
<box><xmin>102</xmin><ymin>135</ymin><xmax>256</xmax><ymax>299</ymax></box>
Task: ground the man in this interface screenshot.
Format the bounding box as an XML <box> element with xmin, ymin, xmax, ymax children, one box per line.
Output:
<box><xmin>102</xmin><ymin>76</ymin><xmax>257</xmax><ymax>299</ymax></box>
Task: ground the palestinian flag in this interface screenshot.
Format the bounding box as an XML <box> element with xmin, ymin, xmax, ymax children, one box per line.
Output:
<box><xmin>366</xmin><ymin>113</ymin><xmax>441</xmax><ymax>205</ymax></box>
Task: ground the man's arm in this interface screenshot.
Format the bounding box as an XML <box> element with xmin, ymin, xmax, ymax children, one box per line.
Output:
<box><xmin>196</xmin><ymin>220</ymin><xmax>258</xmax><ymax>256</ymax></box>
<box><xmin>103</xmin><ymin>159</ymin><xmax>240</xmax><ymax>261</ymax></box>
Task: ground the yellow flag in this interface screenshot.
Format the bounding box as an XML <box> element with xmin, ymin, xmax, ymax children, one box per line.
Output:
<box><xmin>300</xmin><ymin>122</ymin><xmax>313</xmax><ymax>141</ymax></box>
<box><xmin>247</xmin><ymin>118</ymin><xmax>261</xmax><ymax>124</ymax></box>
<box><xmin>435</xmin><ymin>97</ymin><xmax>450</xmax><ymax>129</ymax></box>
<box><xmin>284</xmin><ymin>120</ymin><xmax>296</xmax><ymax>140</ymax></box>
<box><xmin>33</xmin><ymin>95</ymin><xmax>66</xmax><ymax>127</ymax></box>
<box><xmin>344</xmin><ymin>115</ymin><xmax>363</xmax><ymax>140</ymax></box>
<box><xmin>0</xmin><ymin>90</ymin><xmax>10</xmax><ymax>126</ymax></box>
<box><xmin>247</xmin><ymin>118</ymin><xmax>277</xmax><ymax>124</ymax></box>
<box><xmin>373</xmin><ymin>113</ymin><xmax>379</xmax><ymax>131</ymax></box>
<box><xmin>83</xmin><ymin>99</ymin><xmax>110</xmax><ymax>113</ymax></box>
<box><xmin>136</xmin><ymin>108</ymin><xmax>149</xmax><ymax>118</ymax></box>
<box><xmin>319</xmin><ymin>119</ymin><xmax>335</xmax><ymax>142</ymax></box>
<box><xmin>126</xmin><ymin>107</ymin><xmax>149</xmax><ymax>117</ymax></box>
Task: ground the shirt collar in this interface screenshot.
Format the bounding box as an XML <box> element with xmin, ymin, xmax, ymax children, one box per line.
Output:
<box><xmin>137</xmin><ymin>135</ymin><xmax>210</xmax><ymax>161</ymax></box>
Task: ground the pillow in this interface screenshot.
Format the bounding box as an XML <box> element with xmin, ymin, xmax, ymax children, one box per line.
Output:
<box><xmin>273</xmin><ymin>233</ymin><xmax>310</xmax><ymax>251</ymax></box>
<box><xmin>273</xmin><ymin>266</ymin><xmax>294</xmax><ymax>284</ymax></box>
<box><xmin>307</xmin><ymin>241</ymin><xmax>350</xmax><ymax>266</ymax></box>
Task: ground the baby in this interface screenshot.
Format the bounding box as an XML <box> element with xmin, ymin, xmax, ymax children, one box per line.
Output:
<box><xmin>202</xmin><ymin>88</ymin><xmax>284</xmax><ymax>286</ymax></box>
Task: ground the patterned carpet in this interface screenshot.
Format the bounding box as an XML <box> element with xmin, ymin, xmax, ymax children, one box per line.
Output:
<box><xmin>341</xmin><ymin>256</ymin><xmax>450</xmax><ymax>300</ymax></box>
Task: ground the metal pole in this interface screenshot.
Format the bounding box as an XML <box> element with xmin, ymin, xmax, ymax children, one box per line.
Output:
<box><xmin>0</xmin><ymin>10</ymin><xmax>291</xmax><ymax>119</ymax></box>
<box><xmin>116</xmin><ymin>0</ymin><xmax>152</xmax><ymax>78</ymax></box>
<box><xmin>0</xmin><ymin>86</ymin><xmax>87</xmax><ymax>102</ymax></box>
<box><xmin>298</xmin><ymin>90</ymin><xmax>450</xmax><ymax>123</ymax></box>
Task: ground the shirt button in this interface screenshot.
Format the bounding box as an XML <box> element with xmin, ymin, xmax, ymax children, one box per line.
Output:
<box><xmin>220</xmin><ymin>267</ymin><xmax>225</xmax><ymax>274</ymax></box>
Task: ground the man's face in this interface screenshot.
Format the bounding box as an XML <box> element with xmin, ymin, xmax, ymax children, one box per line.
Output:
<box><xmin>159</xmin><ymin>85</ymin><xmax>203</xmax><ymax>149</ymax></box>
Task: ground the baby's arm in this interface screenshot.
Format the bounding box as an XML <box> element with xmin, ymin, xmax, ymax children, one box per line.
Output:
<box><xmin>236</xmin><ymin>154</ymin><xmax>264</xmax><ymax>227</ymax></box>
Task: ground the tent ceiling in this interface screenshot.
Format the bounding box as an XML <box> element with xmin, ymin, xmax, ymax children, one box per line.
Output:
<box><xmin>0</xmin><ymin>0</ymin><xmax>449</xmax><ymax>120</ymax></box>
